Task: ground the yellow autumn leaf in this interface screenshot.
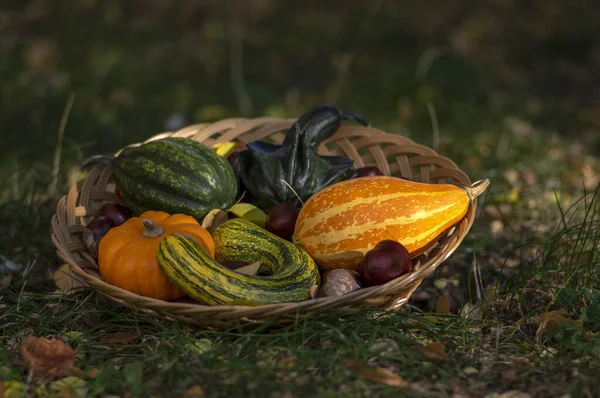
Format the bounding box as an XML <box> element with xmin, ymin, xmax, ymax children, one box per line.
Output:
<box><xmin>535</xmin><ymin>309</ymin><xmax>574</xmax><ymax>341</ymax></box>
<box><xmin>436</xmin><ymin>295</ymin><xmax>452</xmax><ymax>313</ymax></box>
<box><xmin>185</xmin><ymin>385</ymin><xmax>205</xmax><ymax>398</ymax></box>
<box><xmin>212</xmin><ymin>142</ymin><xmax>237</xmax><ymax>157</ymax></box>
<box><xmin>229</xmin><ymin>203</ymin><xmax>267</xmax><ymax>228</ymax></box>
<box><xmin>507</xmin><ymin>187</ymin><xmax>520</xmax><ymax>203</ymax></box>
<box><xmin>53</xmin><ymin>264</ymin><xmax>86</xmax><ymax>295</ymax></box>
<box><xmin>1</xmin><ymin>380</ymin><xmax>26</xmax><ymax>398</ymax></box>
<box><xmin>418</xmin><ymin>342</ymin><xmax>447</xmax><ymax>361</ymax></box>
<box><xmin>187</xmin><ymin>338</ymin><xmax>213</xmax><ymax>355</ymax></box>
<box><xmin>48</xmin><ymin>376</ymin><xmax>88</xmax><ymax>397</ymax></box>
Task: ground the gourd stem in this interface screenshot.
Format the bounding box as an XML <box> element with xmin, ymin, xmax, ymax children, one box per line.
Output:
<box><xmin>463</xmin><ymin>179</ymin><xmax>491</xmax><ymax>203</ymax></box>
<box><xmin>142</xmin><ymin>219</ymin><xmax>165</xmax><ymax>238</ymax></box>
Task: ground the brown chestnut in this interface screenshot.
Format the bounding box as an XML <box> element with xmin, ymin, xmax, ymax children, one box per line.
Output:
<box><xmin>97</xmin><ymin>202</ymin><xmax>131</xmax><ymax>226</ymax></box>
<box><xmin>360</xmin><ymin>240</ymin><xmax>411</xmax><ymax>286</ymax></box>
<box><xmin>356</xmin><ymin>166</ymin><xmax>384</xmax><ymax>177</ymax></box>
<box><xmin>265</xmin><ymin>202</ymin><xmax>299</xmax><ymax>240</ymax></box>
<box><xmin>83</xmin><ymin>216</ymin><xmax>116</xmax><ymax>258</ymax></box>
<box><xmin>318</xmin><ymin>269</ymin><xmax>363</xmax><ymax>297</ymax></box>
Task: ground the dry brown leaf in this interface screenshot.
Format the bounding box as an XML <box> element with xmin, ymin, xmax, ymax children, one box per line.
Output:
<box><xmin>512</xmin><ymin>356</ymin><xmax>531</xmax><ymax>369</ymax></box>
<box><xmin>234</xmin><ymin>261</ymin><xmax>262</xmax><ymax>276</ymax></box>
<box><xmin>98</xmin><ymin>331</ymin><xmax>138</xmax><ymax>345</ymax></box>
<box><xmin>86</xmin><ymin>368</ymin><xmax>100</xmax><ymax>379</ymax></box>
<box><xmin>278</xmin><ymin>355</ymin><xmax>297</xmax><ymax>369</ymax></box>
<box><xmin>485</xmin><ymin>391</ymin><xmax>531</xmax><ymax>398</ymax></box>
<box><xmin>53</xmin><ymin>264</ymin><xmax>86</xmax><ymax>295</ymax></box>
<box><xmin>201</xmin><ymin>209</ymin><xmax>228</xmax><ymax>233</ymax></box>
<box><xmin>20</xmin><ymin>336</ymin><xmax>80</xmax><ymax>379</ymax></box>
<box><xmin>533</xmin><ymin>309</ymin><xmax>570</xmax><ymax>324</ymax></box>
<box><xmin>361</xmin><ymin>367</ymin><xmax>407</xmax><ymax>387</ymax></box>
<box><xmin>535</xmin><ymin>310</ymin><xmax>572</xmax><ymax>341</ymax></box>
<box><xmin>309</xmin><ymin>285</ymin><xmax>319</xmax><ymax>299</ymax></box>
<box><xmin>344</xmin><ymin>360</ymin><xmax>407</xmax><ymax>388</ymax></box>
<box><xmin>418</xmin><ymin>342</ymin><xmax>446</xmax><ymax>361</ymax></box>
<box><xmin>185</xmin><ymin>385</ymin><xmax>205</xmax><ymax>398</ymax></box>
<box><xmin>0</xmin><ymin>273</ymin><xmax>12</xmax><ymax>292</ymax></box>
<box><xmin>436</xmin><ymin>295</ymin><xmax>451</xmax><ymax>313</ymax></box>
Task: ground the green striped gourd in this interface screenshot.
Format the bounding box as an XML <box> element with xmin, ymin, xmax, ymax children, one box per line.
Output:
<box><xmin>92</xmin><ymin>137</ymin><xmax>239</xmax><ymax>222</ymax></box>
<box><xmin>157</xmin><ymin>218</ymin><xmax>320</xmax><ymax>305</ymax></box>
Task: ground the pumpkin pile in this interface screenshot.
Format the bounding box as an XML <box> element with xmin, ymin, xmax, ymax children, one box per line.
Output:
<box><xmin>81</xmin><ymin>105</ymin><xmax>488</xmax><ymax>306</ymax></box>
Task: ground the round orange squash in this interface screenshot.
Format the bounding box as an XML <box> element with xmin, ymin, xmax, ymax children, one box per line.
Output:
<box><xmin>97</xmin><ymin>210</ymin><xmax>215</xmax><ymax>300</ymax></box>
<box><xmin>293</xmin><ymin>176</ymin><xmax>488</xmax><ymax>271</ymax></box>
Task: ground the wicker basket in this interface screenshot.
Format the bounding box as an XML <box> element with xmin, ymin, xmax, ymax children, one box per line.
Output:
<box><xmin>50</xmin><ymin>117</ymin><xmax>488</xmax><ymax>330</ymax></box>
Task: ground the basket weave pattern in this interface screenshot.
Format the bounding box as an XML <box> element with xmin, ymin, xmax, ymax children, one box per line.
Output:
<box><xmin>50</xmin><ymin>118</ymin><xmax>478</xmax><ymax>329</ymax></box>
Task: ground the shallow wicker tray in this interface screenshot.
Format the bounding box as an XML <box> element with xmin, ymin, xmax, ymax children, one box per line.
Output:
<box><xmin>50</xmin><ymin>116</ymin><xmax>486</xmax><ymax>330</ymax></box>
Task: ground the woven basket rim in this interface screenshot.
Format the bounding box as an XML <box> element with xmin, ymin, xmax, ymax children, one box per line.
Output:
<box><xmin>49</xmin><ymin>116</ymin><xmax>487</xmax><ymax>329</ymax></box>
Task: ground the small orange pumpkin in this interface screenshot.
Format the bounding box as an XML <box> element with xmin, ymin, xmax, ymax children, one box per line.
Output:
<box><xmin>98</xmin><ymin>210</ymin><xmax>215</xmax><ymax>300</ymax></box>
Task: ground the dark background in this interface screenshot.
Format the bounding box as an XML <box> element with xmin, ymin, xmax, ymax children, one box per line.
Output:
<box><xmin>2</xmin><ymin>0</ymin><xmax>600</xmax><ymax>187</ymax></box>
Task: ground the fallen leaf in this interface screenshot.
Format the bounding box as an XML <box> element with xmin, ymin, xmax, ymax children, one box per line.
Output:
<box><xmin>361</xmin><ymin>367</ymin><xmax>407</xmax><ymax>387</ymax></box>
<box><xmin>512</xmin><ymin>356</ymin><xmax>531</xmax><ymax>369</ymax></box>
<box><xmin>0</xmin><ymin>273</ymin><xmax>12</xmax><ymax>292</ymax></box>
<box><xmin>187</xmin><ymin>338</ymin><xmax>213</xmax><ymax>355</ymax></box>
<box><xmin>229</xmin><ymin>203</ymin><xmax>267</xmax><ymax>228</ymax></box>
<box><xmin>1</xmin><ymin>380</ymin><xmax>26</xmax><ymax>398</ymax></box>
<box><xmin>418</xmin><ymin>342</ymin><xmax>446</xmax><ymax>361</ymax></box>
<box><xmin>484</xmin><ymin>391</ymin><xmax>531</xmax><ymax>398</ymax></box>
<box><xmin>436</xmin><ymin>295</ymin><xmax>452</xmax><ymax>313</ymax></box>
<box><xmin>49</xmin><ymin>376</ymin><xmax>88</xmax><ymax>398</ymax></box>
<box><xmin>185</xmin><ymin>385</ymin><xmax>205</xmax><ymax>398</ymax></box>
<box><xmin>310</xmin><ymin>285</ymin><xmax>319</xmax><ymax>299</ymax></box>
<box><xmin>535</xmin><ymin>310</ymin><xmax>572</xmax><ymax>341</ymax></box>
<box><xmin>20</xmin><ymin>336</ymin><xmax>80</xmax><ymax>379</ymax></box>
<box><xmin>53</xmin><ymin>264</ymin><xmax>86</xmax><ymax>295</ymax></box>
<box><xmin>462</xmin><ymin>366</ymin><xmax>479</xmax><ymax>375</ymax></box>
<box><xmin>344</xmin><ymin>360</ymin><xmax>406</xmax><ymax>387</ymax></box>
<box><xmin>234</xmin><ymin>261</ymin><xmax>262</xmax><ymax>276</ymax></box>
<box><xmin>540</xmin><ymin>347</ymin><xmax>558</xmax><ymax>357</ymax></box>
<box><xmin>62</xmin><ymin>331</ymin><xmax>84</xmax><ymax>343</ymax></box>
<box><xmin>212</xmin><ymin>142</ymin><xmax>237</xmax><ymax>157</ymax></box>
<box><xmin>501</xmin><ymin>369</ymin><xmax>519</xmax><ymax>383</ymax></box>
<box><xmin>459</xmin><ymin>302</ymin><xmax>482</xmax><ymax>319</ymax></box>
<box><xmin>533</xmin><ymin>309</ymin><xmax>571</xmax><ymax>324</ymax></box>
<box><xmin>98</xmin><ymin>331</ymin><xmax>138</xmax><ymax>345</ymax></box>
<box><xmin>86</xmin><ymin>368</ymin><xmax>100</xmax><ymax>379</ymax></box>
<box><xmin>278</xmin><ymin>355</ymin><xmax>297</xmax><ymax>369</ymax></box>
<box><xmin>201</xmin><ymin>209</ymin><xmax>229</xmax><ymax>234</ymax></box>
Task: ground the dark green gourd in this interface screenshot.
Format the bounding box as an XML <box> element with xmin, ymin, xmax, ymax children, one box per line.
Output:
<box><xmin>85</xmin><ymin>137</ymin><xmax>239</xmax><ymax>221</ymax></box>
<box><xmin>236</xmin><ymin>104</ymin><xmax>370</xmax><ymax>211</ymax></box>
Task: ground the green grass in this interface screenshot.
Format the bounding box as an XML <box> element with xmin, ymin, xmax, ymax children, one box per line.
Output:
<box><xmin>1</xmin><ymin>124</ymin><xmax>600</xmax><ymax>397</ymax></box>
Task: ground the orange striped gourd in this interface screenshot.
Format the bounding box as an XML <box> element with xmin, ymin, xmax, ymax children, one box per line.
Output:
<box><xmin>292</xmin><ymin>176</ymin><xmax>489</xmax><ymax>271</ymax></box>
